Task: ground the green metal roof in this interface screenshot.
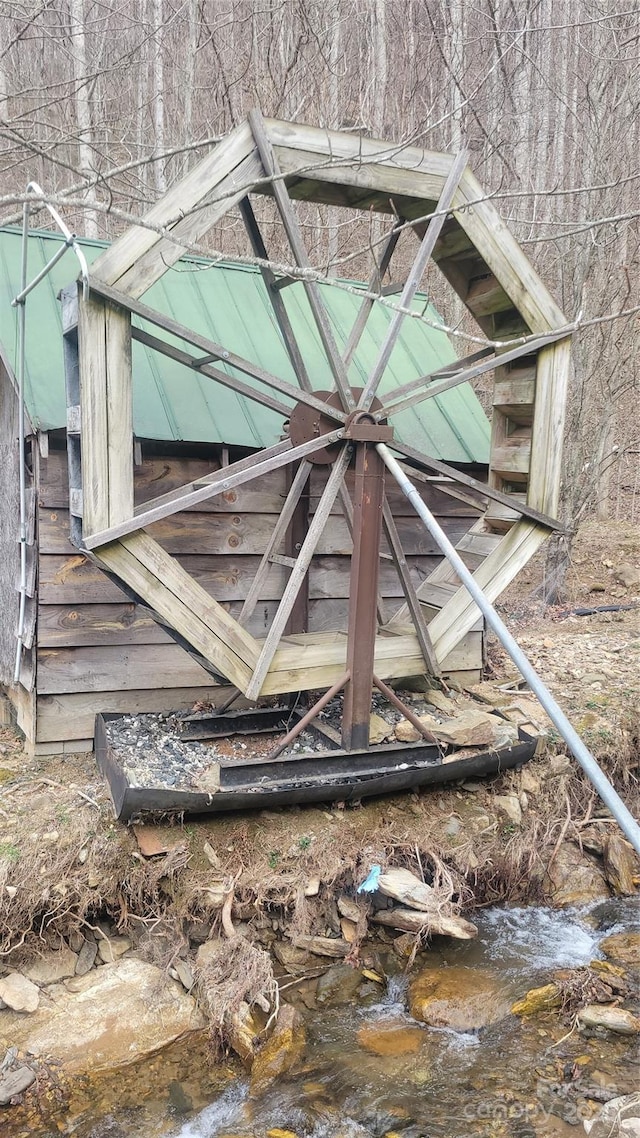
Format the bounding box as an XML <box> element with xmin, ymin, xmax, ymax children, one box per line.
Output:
<box><xmin>0</xmin><ymin>227</ymin><xmax>489</xmax><ymax>463</ymax></box>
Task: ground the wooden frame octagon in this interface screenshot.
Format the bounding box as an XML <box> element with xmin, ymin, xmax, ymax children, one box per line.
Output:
<box><xmin>64</xmin><ymin>111</ymin><xmax>571</xmax><ymax>743</ymax></box>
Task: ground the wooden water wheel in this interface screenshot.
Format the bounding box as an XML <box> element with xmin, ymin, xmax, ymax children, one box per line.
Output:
<box><xmin>64</xmin><ymin>111</ymin><xmax>571</xmax><ymax>750</ymax></box>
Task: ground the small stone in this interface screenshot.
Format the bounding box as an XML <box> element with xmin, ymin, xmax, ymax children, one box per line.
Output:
<box><xmin>600</xmin><ymin>932</ymin><xmax>640</xmax><ymax>966</ymax></box>
<box><xmin>0</xmin><ymin>1064</ymin><xmax>36</xmax><ymax>1105</ymax></box>
<box><xmin>578</xmin><ymin>1005</ymin><xmax>640</xmax><ymax>1035</ymax></box>
<box><xmin>603</xmin><ymin>835</ymin><xmax>638</xmax><ymax>897</ymax></box>
<box><xmin>25</xmin><ymin>946</ymin><xmax>79</xmax><ymax>985</ymax></box>
<box><xmin>357</xmin><ymin>1018</ymin><xmax>424</xmax><ymax>1056</ymax></box>
<box><xmin>5</xmin><ymin>885</ymin><xmax>17</xmax><ymax>899</ymax></box>
<box><xmin>444</xmin><ymin>816</ymin><xmax>461</xmax><ymax>837</ymax></box>
<box><xmin>304</xmin><ymin>877</ymin><xmax>320</xmax><ymax>897</ymax></box>
<box><xmin>435</xmin><ymin>709</ymin><xmax>503</xmax><ymax>747</ymax></box>
<box><xmin>77</xmin><ymin>847</ymin><xmax>89</xmax><ymax>864</ymax></box>
<box><xmin>511</xmin><ymin>983</ymin><xmax>562</xmax><ymax>1016</ymax></box>
<box><xmin>394</xmin><ymin>719</ymin><xmax>421</xmax><ymax>743</ymax></box>
<box><xmin>546</xmin><ymin>754</ymin><xmax>571</xmax><ymax>776</ymax></box>
<box><xmin>520</xmin><ymin>768</ymin><xmax>541</xmax><ymax>795</ymax></box>
<box><xmin>316</xmin><ymin>963</ymin><xmax>362</xmax><ymax>1006</ymax></box>
<box><xmin>614</xmin><ymin>562</ymin><xmax>640</xmax><ymax>589</ymax></box>
<box><xmin>369</xmin><ymin>714</ymin><xmax>394</xmax><ymax>744</ymax></box>
<box><xmin>42</xmin><ymin>830</ymin><xmax>59</xmax><ymax>842</ymax></box>
<box><xmin>494</xmin><ymin>794</ymin><xmax>522</xmax><ymax>826</ymax></box>
<box><xmin>423</xmin><ymin>690</ymin><xmax>456</xmax><ymax>714</ymax></box>
<box><xmin>174</xmin><ymin>960</ymin><xmax>194</xmax><ymax>992</ymax></box>
<box><xmin>272</xmin><ymin>941</ymin><xmax>313</xmax><ymax>976</ymax></box>
<box><xmin>337</xmin><ymin>896</ymin><xmax>361</xmax><ymax>922</ymax></box>
<box><xmin>0</xmin><ymin>972</ymin><xmax>40</xmax><ymax>1013</ymax></box>
<box><xmin>97</xmin><ymin>936</ymin><xmax>131</xmax><ymax>963</ymax></box>
<box><xmin>74</xmin><ymin>938</ymin><xmax>98</xmax><ymax>976</ymax></box>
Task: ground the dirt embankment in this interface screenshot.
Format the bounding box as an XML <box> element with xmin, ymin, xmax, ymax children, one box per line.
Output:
<box><xmin>0</xmin><ymin>519</ymin><xmax>638</xmax><ymax>1120</ymax></box>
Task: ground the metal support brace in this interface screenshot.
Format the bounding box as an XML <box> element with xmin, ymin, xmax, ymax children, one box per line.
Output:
<box><xmin>378</xmin><ymin>442</ymin><xmax>640</xmax><ymax>857</ymax></box>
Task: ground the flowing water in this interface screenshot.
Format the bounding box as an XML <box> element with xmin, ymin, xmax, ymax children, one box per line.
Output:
<box><xmin>11</xmin><ymin>899</ymin><xmax>640</xmax><ymax>1138</ymax></box>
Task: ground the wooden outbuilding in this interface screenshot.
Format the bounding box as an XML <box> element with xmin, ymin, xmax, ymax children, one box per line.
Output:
<box><xmin>1</xmin><ymin>221</ymin><xmax>491</xmax><ymax>755</ymax></box>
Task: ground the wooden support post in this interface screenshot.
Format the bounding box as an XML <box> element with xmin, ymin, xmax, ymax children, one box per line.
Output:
<box><xmin>248</xmin><ymin>109</ymin><xmax>355</xmax><ymax>413</ymax></box>
<box><xmin>382</xmin><ymin>497</ymin><xmax>441</xmax><ymax>677</ymax></box>
<box><xmin>342</xmin><ymin>443</ymin><xmax>385</xmax><ymax>750</ymax></box>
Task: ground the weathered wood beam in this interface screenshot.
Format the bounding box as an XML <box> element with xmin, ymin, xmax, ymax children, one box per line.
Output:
<box><xmin>239</xmin><ymin>195</ymin><xmax>313</xmax><ymax>393</ymax></box>
<box><xmin>88</xmin><ymin>278</ymin><xmax>347</xmax><ymax>425</ymax></box>
<box><xmin>382</xmin><ymin>497</ymin><xmax>440</xmax><ymax>678</ymax></box>
<box><xmin>245</xmin><ymin>445</ymin><xmax>352</xmax><ymax>700</ymax></box>
<box><xmin>238</xmin><ymin>459</ymin><xmax>312</xmax><ymax>627</ymax></box>
<box><xmin>358</xmin><ymin>149</ymin><xmax>469</xmax><ymax>412</ymax></box>
<box><xmin>96</xmin><ymin>535</ymin><xmax>257</xmax><ymax>690</ymax></box>
<box><xmin>78</xmin><ymin>294</ymin><xmax>109</xmax><ymax>535</ymax></box>
<box><xmin>248</xmin><ymin>109</ymin><xmax>355</xmax><ymax>413</ymax></box>
<box><xmin>342</xmin><ymin>223</ymin><xmax>402</xmax><ymax>367</ymax></box>
<box><xmin>391</xmin><ymin>440</ymin><xmax>563</xmax><ymax>531</ymax></box>
<box><xmin>83</xmin><ymin>427</ymin><xmax>346</xmax><ymax>549</ymax></box>
<box><xmin>382</xmin><ymin>330</ymin><xmax>570</xmax><ymax>419</ymax></box>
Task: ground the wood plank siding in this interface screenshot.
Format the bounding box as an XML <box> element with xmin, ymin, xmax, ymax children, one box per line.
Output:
<box><xmin>29</xmin><ymin>441</ymin><xmax>484</xmax><ymax>745</ymax></box>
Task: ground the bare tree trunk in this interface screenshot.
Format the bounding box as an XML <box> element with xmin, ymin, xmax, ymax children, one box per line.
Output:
<box><xmin>151</xmin><ymin>0</ymin><xmax>166</xmax><ymax>194</ymax></box>
<box><xmin>69</xmin><ymin>0</ymin><xmax>98</xmax><ymax>236</ymax></box>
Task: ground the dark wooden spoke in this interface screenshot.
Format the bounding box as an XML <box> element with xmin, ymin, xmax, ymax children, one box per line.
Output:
<box><xmin>357</xmin><ymin>150</ymin><xmax>469</xmax><ymax>412</ymax></box>
<box><xmin>382</xmin><ymin>331</ymin><xmax>569</xmax><ymax>419</ymax></box>
<box><xmin>89</xmin><ymin>277</ymin><xmax>347</xmax><ymax>425</ymax></box>
<box><xmin>391</xmin><ymin>440</ymin><xmax>563</xmax><ymax>531</ymax></box>
<box><xmin>342</xmin><ymin>222</ymin><xmax>403</xmax><ymax>367</ymax></box>
<box><xmin>248</xmin><ymin>109</ymin><xmax>356</xmax><ymax>413</ymax></box>
<box><xmin>239</xmin><ymin>196</ymin><xmax>313</xmax><ymax>393</ymax></box>
<box><xmin>382</xmin><ymin>496</ymin><xmax>440</xmax><ymax>677</ymax></box>
<box><xmin>132</xmin><ymin>327</ymin><xmax>293</xmax><ymax>419</ymax></box>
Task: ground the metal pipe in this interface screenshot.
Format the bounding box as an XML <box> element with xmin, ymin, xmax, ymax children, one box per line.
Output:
<box><xmin>13</xmin><ymin>200</ymin><xmax>30</xmax><ymax>683</ymax></box>
<box><xmin>265</xmin><ymin>671</ymin><xmax>350</xmax><ymax>762</ymax></box>
<box><xmin>11</xmin><ymin>180</ymin><xmax>92</xmax><ymax>682</ymax></box>
<box><xmin>377</xmin><ymin>442</ymin><xmax>640</xmax><ymax>857</ymax></box>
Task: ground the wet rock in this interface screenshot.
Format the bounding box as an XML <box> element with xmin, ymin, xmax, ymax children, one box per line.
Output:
<box><xmin>600</xmin><ymin>932</ymin><xmax>640</xmax><ymax>966</ymax></box>
<box><xmin>0</xmin><ymin>973</ymin><xmax>40</xmax><ymax>1013</ymax></box>
<box><xmin>97</xmin><ymin>936</ymin><xmax>131</xmax><ymax>964</ymax></box>
<box><xmin>0</xmin><ymin>958</ymin><xmax>206</xmax><ymax>1072</ymax></box>
<box><xmin>272</xmin><ymin>941</ymin><xmax>315</xmax><ymax>976</ymax></box>
<box><xmin>316</xmin><ymin>963</ymin><xmax>362</xmax><ymax>1006</ymax></box>
<box><xmin>167</xmin><ymin>1079</ymin><xmax>193</xmax><ymax>1115</ymax></box>
<box><xmin>250</xmin><ymin>1005</ymin><xmax>306</xmax><ymax>1094</ymax></box>
<box><xmin>225</xmin><ymin>1000</ymin><xmax>259</xmax><ymax>1063</ymax></box>
<box><xmin>409</xmin><ymin>965</ymin><xmax>509</xmax><ymax>1030</ymax></box>
<box><xmin>577</xmin><ymin>1005</ymin><xmax>640</xmax><ymax>1035</ymax></box>
<box><xmin>544</xmin><ymin>843</ymin><xmax>609</xmax><ymax>907</ymax></box>
<box><xmin>369</xmin><ymin>714</ymin><xmax>394</xmax><ymax>744</ymax></box>
<box><xmin>494</xmin><ymin>794</ymin><xmax>522</xmax><ymax>826</ymax></box>
<box><xmin>357</xmin><ymin>1018</ymin><xmax>424</xmax><ymax>1056</ymax></box>
<box><xmin>0</xmin><ymin>1063</ymin><xmax>36</xmax><ymax>1104</ymax></box>
<box><xmin>603</xmin><ymin>835</ymin><xmax>638</xmax><ymax>897</ymax></box>
<box><xmin>511</xmin><ymin>983</ymin><xmax>562</xmax><ymax>1016</ymax></box>
<box><xmin>24</xmin><ymin>946</ymin><xmax>78</xmax><ymax>985</ymax></box>
<box><xmin>584</xmin><ymin>1092</ymin><xmax>640</xmax><ymax>1137</ymax></box>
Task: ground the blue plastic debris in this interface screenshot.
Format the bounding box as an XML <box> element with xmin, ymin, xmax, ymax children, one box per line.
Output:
<box><xmin>357</xmin><ymin>865</ymin><xmax>382</xmax><ymax>894</ymax></box>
